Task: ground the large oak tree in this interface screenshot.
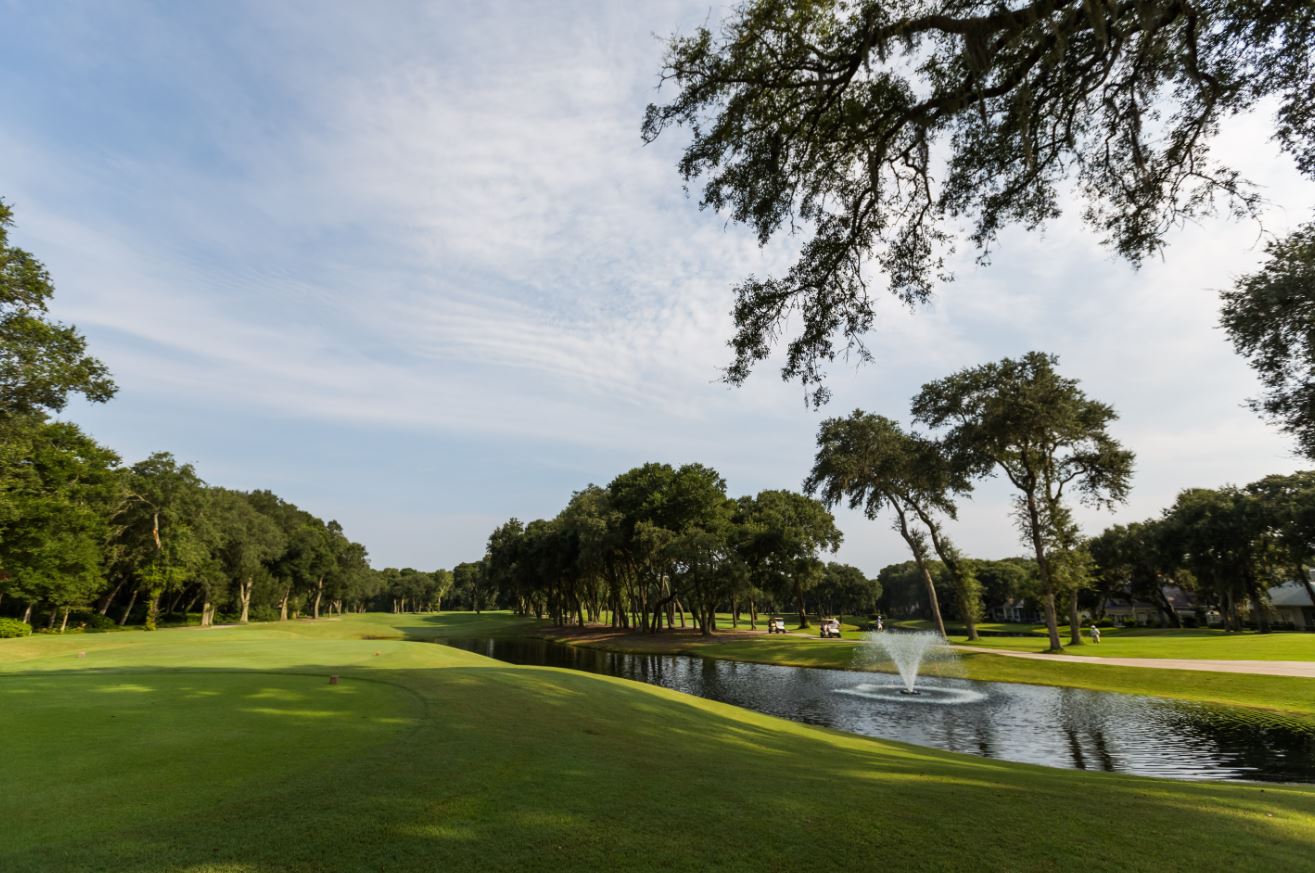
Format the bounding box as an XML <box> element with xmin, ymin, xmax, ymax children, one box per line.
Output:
<box><xmin>645</xmin><ymin>0</ymin><xmax>1315</xmax><ymax>401</ymax></box>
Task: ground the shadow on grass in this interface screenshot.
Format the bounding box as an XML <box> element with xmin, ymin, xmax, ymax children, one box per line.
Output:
<box><xmin>3</xmin><ymin>655</ymin><xmax>1315</xmax><ymax>872</ymax></box>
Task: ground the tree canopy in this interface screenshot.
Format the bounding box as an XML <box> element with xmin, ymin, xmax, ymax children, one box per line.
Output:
<box><xmin>644</xmin><ymin>0</ymin><xmax>1315</xmax><ymax>401</ymax></box>
<box><xmin>0</xmin><ymin>199</ymin><xmax>115</xmax><ymax>417</ymax></box>
<box><xmin>913</xmin><ymin>351</ymin><xmax>1133</xmax><ymax>648</ymax></box>
<box><xmin>1220</xmin><ymin>221</ymin><xmax>1315</xmax><ymax>459</ymax></box>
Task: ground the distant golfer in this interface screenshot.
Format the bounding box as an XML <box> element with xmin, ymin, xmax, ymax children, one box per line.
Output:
<box><xmin>1090</xmin><ymin>623</ymin><xmax>1101</xmax><ymax>644</ymax></box>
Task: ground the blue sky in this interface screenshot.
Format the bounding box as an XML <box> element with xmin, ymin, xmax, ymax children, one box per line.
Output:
<box><xmin>4</xmin><ymin>0</ymin><xmax>1313</xmax><ymax>574</ymax></box>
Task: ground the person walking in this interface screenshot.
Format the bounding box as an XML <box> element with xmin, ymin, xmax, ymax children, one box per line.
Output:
<box><xmin>1089</xmin><ymin>623</ymin><xmax>1101</xmax><ymax>644</ymax></box>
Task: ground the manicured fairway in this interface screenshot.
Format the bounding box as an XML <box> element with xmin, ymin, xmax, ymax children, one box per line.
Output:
<box><xmin>3</xmin><ymin>615</ymin><xmax>1314</xmax><ymax>872</ymax></box>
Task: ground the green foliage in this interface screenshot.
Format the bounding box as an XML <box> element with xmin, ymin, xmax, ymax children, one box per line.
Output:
<box><xmin>0</xmin><ymin>617</ymin><xmax>31</xmax><ymax>637</ymax></box>
<box><xmin>805</xmin><ymin>410</ymin><xmax>973</xmax><ymax>635</ymax></box>
<box><xmin>644</xmin><ymin>1</ymin><xmax>1314</xmax><ymax>401</ymax></box>
<box><xmin>913</xmin><ymin>351</ymin><xmax>1133</xmax><ymax>648</ymax></box>
<box><xmin>0</xmin><ymin>199</ymin><xmax>115</xmax><ymax>416</ymax></box>
<box><xmin>0</xmin><ymin>418</ymin><xmax>121</xmax><ymax>615</ymax></box>
<box><xmin>1221</xmin><ymin>223</ymin><xmax>1315</xmax><ymax>459</ymax></box>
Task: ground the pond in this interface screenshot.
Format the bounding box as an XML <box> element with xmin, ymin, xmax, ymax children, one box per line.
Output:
<box><xmin>444</xmin><ymin>637</ymin><xmax>1315</xmax><ymax>783</ymax></box>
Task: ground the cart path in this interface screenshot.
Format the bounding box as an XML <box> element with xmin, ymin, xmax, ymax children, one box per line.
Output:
<box><xmin>952</xmin><ymin>645</ymin><xmax>1315</xmax><ymax>678</ymax></box>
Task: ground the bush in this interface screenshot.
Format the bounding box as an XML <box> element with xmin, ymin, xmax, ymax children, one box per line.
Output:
<box><xmin>75</xmin><ymin>613</ymin><xmax>119</xmax><ymax>632</ymax></box>
<box><xmin>0</xmin><ymin>617</ymin><xmax>33</xmax><ymax>638</ymax></box>
<box><xmin>248</xmin><ymin>606</ymin><xmax>279</xmax><ymax>623</ymax></box>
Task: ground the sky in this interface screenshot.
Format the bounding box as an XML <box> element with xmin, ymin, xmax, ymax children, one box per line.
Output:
<box><xmin>3</xmin><ymin>0</ymin><xmax>1313</xmax><ymax>575</ymax></box>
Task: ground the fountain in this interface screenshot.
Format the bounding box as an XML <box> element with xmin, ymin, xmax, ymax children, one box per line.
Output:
<box><xmin>838</xmin><ymin>630</ymin><xmax>983</xmax><ymax>704</ymax></box>
<box><xmin>869</xmin><ymin>630</ymin><xmax>944</xmax><ymax>693</ymax></box>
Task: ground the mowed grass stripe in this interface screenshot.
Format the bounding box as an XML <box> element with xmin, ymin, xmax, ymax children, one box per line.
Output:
<box><xmin>1</xmin><ymin>617</ymin><xmax>1313</xmax><ymax>872</ymax></box>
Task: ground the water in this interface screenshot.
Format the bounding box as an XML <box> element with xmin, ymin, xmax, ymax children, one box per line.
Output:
<box><xmin>861</xmin><ymin>630</ymin><xmax>951</xmax><ymax>692</ymax></box>
<box><xmin>444</xmin><ymin>637</ymin><xmax>1315</xmax><ymax>783</ymax></box>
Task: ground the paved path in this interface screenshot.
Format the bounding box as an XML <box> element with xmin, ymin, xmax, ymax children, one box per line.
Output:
<box><xmin>952</xmin><ymin>645</ymin><xmax>1315</xmax><ymax>678</ymax></box>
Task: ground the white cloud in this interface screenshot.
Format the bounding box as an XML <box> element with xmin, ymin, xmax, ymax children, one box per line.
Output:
<box><xmin>4</xmin><ymin>2</ymin><xmax>1313</xmax><ymax>571</ymax></box>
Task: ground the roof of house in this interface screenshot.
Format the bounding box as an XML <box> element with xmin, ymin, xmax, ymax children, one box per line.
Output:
<box><xmin>1268</xmin><ymin>581</ymin><xmax>1315</xmax><ymax>609</ymax></box>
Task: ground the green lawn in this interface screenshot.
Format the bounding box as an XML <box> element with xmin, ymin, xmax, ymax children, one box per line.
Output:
<box><xmin>3</xmin><ymin>613</ymin><xmax>1314</xmax><ymax>871</ymax></box>
<box><xmin>886</xmin><ymin>618</ymin><xmax>1315</xmax><ymax>660</ymax></box>
<box><xmin>951</xmin><ymin>626</ymin><xmax>1315</xmax><ymax>660</ymax></box>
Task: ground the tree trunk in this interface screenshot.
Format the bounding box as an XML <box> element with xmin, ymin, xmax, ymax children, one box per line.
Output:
<box><xmin>21</xmin><ymin>603</ymin><xmax>33</xmax><ymax>624</ymax></box>
<box><xmin>1067</xmin><ymin>588</ymin><xmax>1084</xmax><ymax>646</ymax></box>
<box><xmin>238</xmin><ymin>578</ymin><xmax>252</xmax><ymax>624</ymax></box>
<box><xmin>1025</xmin><ymin>493</ymin><xmax>1063</xmax><ymax>650</ymax></box>
<box><xmin>201</xmin><ymin>596</ymin><xmax>214</xmax><ymax>627</ymax></box>
<box><xmin>59</xmin><ymin>607</ymin><xmax>70</xmax><ymax>633</ymax></box>
<box><xmin>313</xmin><ymin>576</ymin><xmax>324</xmax><ymax>619</ymax></box>
<box><xmin>145</xmin><ymin>592</ymin><xmax>161</xmax><ymax>631</ymax></box>
<box><xmin>915</xmin><ymin>508</ymin><xmax>978</xmax><ymax>641</ymax></box>
<box><xmin>749</xmin><ymin>596</ymin><xmax>758</xmax><ymax>630</ymax></box>
<box><xmin>97</xmin><ymin>580</ymin><xmax>124</xmax><ymax>616</ymax></box>
<box><xmin>1299</xmin><ymin>565</ymin><xmax>1315</xmax><ymax>621</ymax></box>
<box><xmin>119</xmin><ymin>587</ymin><xmax>139</xmax><ymax>626</ymax></box>
<box><xmin>894</xmin><ymin>506</ymin><xmax>946</xmax><ymax>638</ymax></box>
<box><xmin>1153</xmin><ymin>585</ymin><xmax>1182</xmax><ymax>628</ymax></box>
<box><xmin>279</xmin><ymin>587</ymin><xmax>291</xmax><ymax>621</ymax></box>
<box><xmin>1250</xmin><ymin>589</ymin><xmax>1271</xmax><ymax>633</ymax></box>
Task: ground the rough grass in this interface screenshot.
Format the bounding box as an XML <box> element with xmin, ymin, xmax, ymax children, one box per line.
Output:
<box><xmin>3</xmin><ymin>614</ymin><xmax>1315</xmax><ymax>872</ymax></box>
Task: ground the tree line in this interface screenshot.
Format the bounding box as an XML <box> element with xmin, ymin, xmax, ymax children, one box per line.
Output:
<box><xmin>476</xmin><ymin>463</ymin><xmax>878</xmax><ymax>634</ymax></box>
<box><xmin>876</xmin><ymin>464</ymin><xmax>1315</xmax><ymax>634</ymax></box>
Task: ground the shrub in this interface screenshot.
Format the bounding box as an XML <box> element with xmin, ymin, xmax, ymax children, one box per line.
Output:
<box><xmin>248</xmin><ymin>606</ymin><xmax>278</xmax><ymax>623</ymax></box>
<box><xmin>0</xmin><ymin>618</ymin><xmax>33</xmax><ymax>638</ymax></box>
<box><xmin>75</xmin><ymin>613</ymin><xmax>118</xmax><ymax>632</ymax></box>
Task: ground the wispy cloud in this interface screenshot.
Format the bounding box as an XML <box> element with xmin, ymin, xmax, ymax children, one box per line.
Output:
<box><xmin>2</xmin><ymin>1</ymin><xmax>1312</xmax><ymax>570</ymax></box>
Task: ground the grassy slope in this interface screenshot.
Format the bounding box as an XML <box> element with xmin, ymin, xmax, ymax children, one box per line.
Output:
<box><xmin>3</xmin><ymin>615</ymin><xmax>1315</xmax><ymax>872</ymax></box>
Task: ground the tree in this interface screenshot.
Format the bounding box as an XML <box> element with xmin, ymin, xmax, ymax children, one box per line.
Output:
<box><xmin>210</xmin><ymin>490</ymin><xmax>285</xmax><ymax>624</ymax></box>
<box><xmin>1089</xmin><ymin>521</ymin><xmax>1184</xmax><ymax>626</ymax></box>
<box><xmin>805</xmin><ymin>411</ymin><xmax>972</xmax><ymax>637</ymax></box>
<box><xmin>1159</xmin><ymin>486</ymin><xmax>1275</xmax><ymax>631</ymax></box>
<box><xmin>1246</xmin><ymin>471</ymin><xmax>1315</xmax><ymax>609</ymax></box>
<box><xmin>737</xmin><ymin>489</ymin><xmax>842</xmax><ymax>628</ymax></box>
<box><xmin>0</xmin><ymin>199</ymin><xmax>115</xmax><ymax>416</ymax></box>
<box><xmin>975</xmin><ymin>558</ymin><xmax>1040</xmax><ymax>619</ymax></box>
<box><xmin>114</xmin><ymin>453</ymin><xmax>214</xmax><ymax>629</ymax></box>
<box><xmin>452</xmin><ymin>561</ymin><xmax>486</xmax><ymax>613</ymax></box>
<box><xmin>1220</xmin><ymin>223</ymin><xmax>1315</xmax><ymax>459</ymax></box>
<box><xmin>431</xmin><ymin>568</ymin><xmax>454</xmax><ymax>612</ymax></box>
<box><xmin>644</xmin><ymin>1</ymin><xmax>1314</xmax><ymax>402</ymax></box>
<box><xmin>913</xmin><ymin>352</ymin><xmax>1134</xmax><ymax>649</ymax></box>
<box><xmin>813</xmin><ymin>562</ymin><xmax>882</xmax><ymax>618</ymax></box>
<box><xmin>0</xmin><ymin>419</ymin><xmax>120</xmax><ymax>629</ymax></box>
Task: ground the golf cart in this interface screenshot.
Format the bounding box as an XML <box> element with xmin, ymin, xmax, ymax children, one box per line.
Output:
<box><xmin>767</xmin><ymin>616</ymin><xmax>787</xmax><ymax>634</ymax></box>
<box><xmin>819</xmin><ymin>617</ymin><xmax>843</xmax><ymax>638</ymax></box>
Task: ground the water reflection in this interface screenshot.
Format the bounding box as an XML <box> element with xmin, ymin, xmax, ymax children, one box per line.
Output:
<box><xmin>445</xmin><ymin>637</ymin><xmax>1315</xmax><ymax>783</ymax></box>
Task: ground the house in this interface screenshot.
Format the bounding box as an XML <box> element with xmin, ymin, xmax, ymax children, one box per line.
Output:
<box><xmin>1102</xmin><ymin>586</ymin><xmax>1213</xmax><ymax>627</ymax></box>
<box><xmin>987</xmin><ymin>598</ymin><xmax>1045</xmax><ymax>624</ymax></box>
<box><xmin>1267</xmin><ymin>581</ymin><xmax>1315</xmax><ymax>630</ymax></box>
<box><xmin>1102</xmin><ymin>594</ymin><xmax>1161</xmax><ymax>626</ymax></box>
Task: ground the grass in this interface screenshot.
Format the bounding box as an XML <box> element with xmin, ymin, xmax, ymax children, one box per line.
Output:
<box><xmin>950</xmin><ymin>626</ymin><xmax>1315</xmax><ymax>660</ymax></box>
<box><xmin>888</xmin><ymin>617</ymin><xmax>1315</xmax><ymax>660</ymax></box>
<box><xmin>3</xmin><ymin>613</ymin><xmax>1315</xmax><ymax>872</ymax></box>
